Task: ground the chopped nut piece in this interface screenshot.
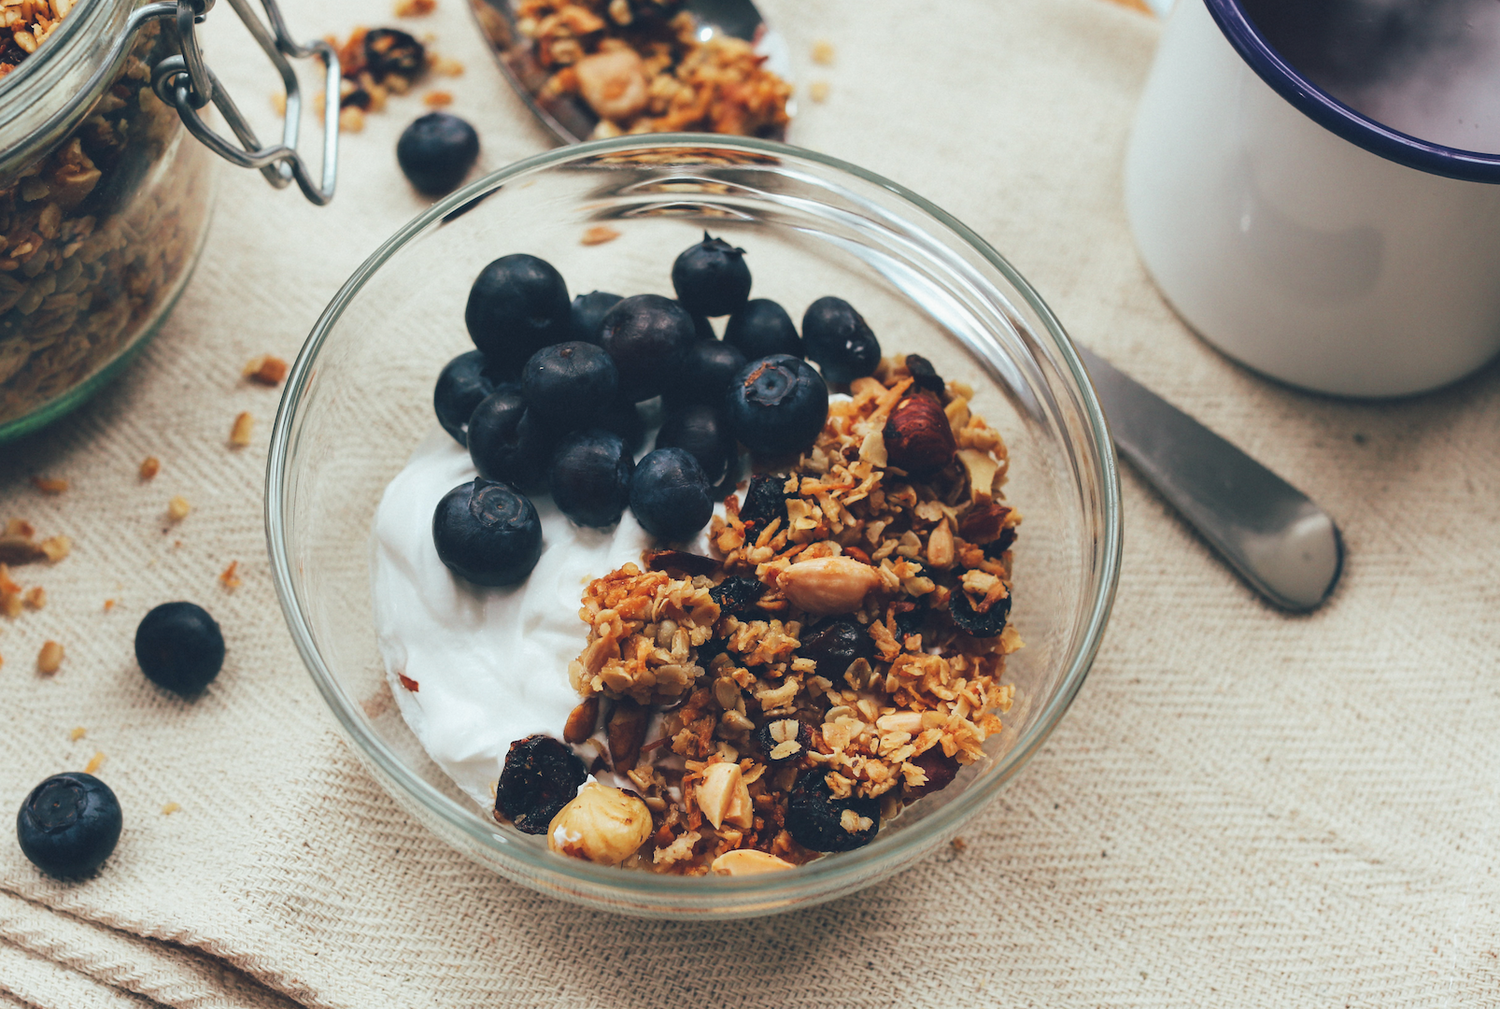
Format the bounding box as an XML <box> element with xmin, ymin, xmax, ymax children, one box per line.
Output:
<box><xmin>563</xmin><ymin>696</ymin><xmax>600</xmax><ymax>744</ymax></box>
<box><xmin>24</xmin><ymin>586</ymin><xmax>44</xmax><ymax>610</ymax></box>
<box><xmin>6</xmin><ymin>520</ymin><xmax>35</xmax><ymax>538</ymax></box>
<box><xmin>581</xmin><ymin>225</ymin><xmax>622</xmax><ymax>246</ymax></box>
<box><xmin>430</xmin><ymin>55</ymin><xmax>464</xmax><ymax>76</ymax></box>
<box><xmin>339</xmin><ymin>105</ymin><xmax>366</xmax><ymax>133</ymax></box>
<box><xmin>809</xmin><ymin>81</ymin><xmax>830</xmax><ymax>103</ymax></box>
<box><xmin>811</xmin><ymin>40</ymin><xmax>836</xmax><ymax>65</ymax></box>
<box><xmin>167</xmin><ymin>496</ymin><xmax>191</xmax><ymax>522</ymax></box>
<box><xmin>243</xmin><ymin>355</ymin><xmax>288</xmax><ymax>386</ymax></box>
<box><xmin>950</xmin><ymin>837</ymin><xmax>967</xmax><ymax>853</ymax></box>
<box><xmin>37</xmin><ymin>639</ymin><xmax>63</xmax><ymax>674</ymax></box>
<box><xmin>69</xmin><ymin>727</ymin><xmax>86</xmax><ymax>741</ymax></box>
<box><xmin>139</xmin><ymin>456</ymin><xmax>161</xmax><ymax>480</ymax></box>
<box><xmin>103</xmin><ymin>599</ymin><xmax>116</xmax><ymax>612</ymax></box>
<box><xmin>31</xmin><ymin>476</ymin><xmax>68</xmax><ymax>494</ymax></box>
<box><xmin>777</xmin><ymin>556</ymin><xmax>883</xmax><ymax>615</ymax></box>
<box><xmin>161</xmin><ymin>802</ymin><xmax>181</xmax><ymax>815</ymax></box>
<box><xmin>229</xmin><ymin>412</ymin><xmax>254</xmax><ymax>447</ymax></box>
<box><xmin>423</xmin><ymin>90</ymin><xmax>453</xmax><ymax>107</ymax></box>
<box><xmin>927</xmin><ymin>520</ymin><xmax>954</xmax><ymax>569</ymax></box>
<box><xmin>84</xmin><ymin>751</ymin><xmax>104</xmax><ymax>774</ymax></box>
<box><xmin>547</xmin><ymin>783</ymin><xmax>653</xmax><ymax>865</ymax></box>
<box><xmin>711</xmin><ymin>849</ymin><xmax>796</xmax><ymax>875</ymax></box>
<box><xmin>394</xmin><ymin>0</ymin><xmax>435</xmax><ymax>15</ymax></box>
<box><xmin>271</xmin><ymin>90</ymin><xmax>287</xmax><ymax>116</ymax></box>
<box><xmin>398</xmin><ymin>673</ymin><xmax>420</xmax><ymax>692</ymax></box>
<box><xmin>697</xmin><ymin>760</ymin><xmax>752</xmax><ymax>830</ymax></box>
<box><xmin>219</xmin><ymin>560</ymin><xmax>241</xmax><ymax>591</ymax></box>
<box><xmin>39</xmin><ymin>536</ymin><xmax>70</xmax><ymax>562</ymax></box>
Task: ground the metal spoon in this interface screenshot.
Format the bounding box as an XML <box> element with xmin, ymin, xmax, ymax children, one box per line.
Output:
<box><xmin>1076</xmin><ymin>345</ymin><xmax>1344</xmax><ymax>612</ymax></box>
<box><xmin>466</xmin><ymin>0</ymin><xmax>794</xmax><ymax>145</ymax></box>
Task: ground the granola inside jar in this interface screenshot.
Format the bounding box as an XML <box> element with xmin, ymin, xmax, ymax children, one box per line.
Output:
<box><xmin>0</xmin><ymin>0</ymin><xmax>214</xmax><ymax>441</ymax></box>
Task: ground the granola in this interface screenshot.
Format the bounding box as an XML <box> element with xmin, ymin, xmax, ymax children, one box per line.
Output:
<box><xmin>556</xmin><ymin>356</ymin><xmax>1022</xmax><ymax>873</ymax></box>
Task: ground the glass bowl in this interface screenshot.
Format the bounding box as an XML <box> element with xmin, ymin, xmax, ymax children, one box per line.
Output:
<box><xmin>266</xmin><ymin>136</ymin><xmax>1122</xmax><ymax>919</ymax></box>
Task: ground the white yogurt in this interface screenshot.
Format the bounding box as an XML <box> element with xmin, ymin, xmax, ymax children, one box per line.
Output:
<box><xmin>370</xmin><ymin>428</ymin><xmax>712</xmax><ymax>810</ymax></box>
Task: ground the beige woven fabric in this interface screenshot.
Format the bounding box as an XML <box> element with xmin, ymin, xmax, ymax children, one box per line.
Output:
<box><xmin>2</xmin><ymin>0</ymin><xmax>1498</xmax><ymax>1006</ymax></box>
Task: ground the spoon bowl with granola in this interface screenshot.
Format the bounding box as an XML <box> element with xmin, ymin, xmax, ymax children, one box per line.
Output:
<box><xmin>268</xmin><ymin>136</ymin><xmax>1121</xmax><ymax>918</ymax></box>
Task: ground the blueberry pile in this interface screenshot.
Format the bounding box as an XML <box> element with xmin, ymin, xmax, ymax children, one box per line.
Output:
<box><xmin>430</xmin><ymin>233</ymin><xmax>884</xmax><ymax>588</ymax></box>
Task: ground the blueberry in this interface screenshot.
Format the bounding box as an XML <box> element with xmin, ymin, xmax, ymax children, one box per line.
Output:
<box><xmin>754</xmin><ymin>718</ymin><xmax>813</xmax><ymax>764</ymax></box>
<box><xmin>521</xmin><ymin>341</ymin><xmax>618</xmax><ymax>432</ymax></box>
<box><xmin>663</xmin><ymin>340</ymin><xmax>746</xmax><ymax>410</ymax></box>
<box><xmin>599</xmin><ymin>396</ymin><xmax>646</xmax><ymax>455</ymax></box>
<box><xmin>688</xmin><ymin>310</ymin><xmax>716</xmax><ymax>342</ymax></box>
<box><xmin>802</xmin><ymin>297</ymin><xmax>881</xmax><ymax>384</ymax></box>
<box><xmin>432</xmin><ymin>478</ymin><xmax>542</xmax><ymax>587</ymax></box>
<box><xmin>654</xmin><ymin>404</ymin><xmax>736</xmax><ymax>484</ymax></box>
<box><xmin>467</xmin><ymin>389</ymin><xmax>553</xmax><ymax>493</ymax></box>
<box><xmin>549</xmin><ymin>429</ymin><xmax>634</xmax><ymax>528</ymax></box>
<box><xmin>134</xmin><ymin>601</ymin><xmax>225</xmax><ymax>694</ymax></box>
<box><xmin>796</xmin><ymin>616</ymin><xmax>876</xmax><ymax>673</ymax></box>
<box><xmin>465</xmin><ymin>254</ymin><xmax>571</xmax><ymax>375</ymax></box>
<box><xmin>434</xmin><ymin>350</ymin><xmax>513</xmax><ymax>447</ymax></box>
<box><xmin>724</xmin><ymin>299</ymin><xmax>801</xmax><ymax>360</ymax></box>
<box><xmin>496</xmin><ymin>735</ymin><xmax>586</xmax><ymax>835</ymax></box>
<box><xmin>724</xmin><ymin>354</ymin><xmax>829</xmax><ymax>456</ymax></box>
<box><xmin>16</xmin><ymin>772</ymin><xmax>122</xmax><ymax>877</ymax></box>
<box><xmin>738</xmin><ymin>472</ymin><xmax>789</xmax><ymax>530</ymax></box>
<box><xmin>671</xmin><ymin>232</ymin><xmax>751</xmax><ymax>317</ymax></box>
<box><xmin>570</xmin><ymin>290</ymin><xmax>623</xmax><ymax>344</ymax></box>
<box><xmin>948</xmin><ymin>584</ymin><xmax>1011</xmax><ymax>638</ymax></box>
<box><xmin>629</xmin><ymin>448</ymin><xmax>713</xmax><ymax>541</ymax></box>
<box><xmin>785</xmin><ymin>772</ymin><xmax>880</xmax><ymax>852</ymax></box>
<box><xmin>396</xmin><ymin>112</ymin><xmax>480</xmax><ymax>195</ymax></box>
<box><xmin>708</xmin><ymin>576</ymin><xmax>765</xmax><ymax>618</ymax></box>
<box><xmin>597</xmin><ymin>294</ymin><xmax>696</xmax><ymax>402</ymax></box>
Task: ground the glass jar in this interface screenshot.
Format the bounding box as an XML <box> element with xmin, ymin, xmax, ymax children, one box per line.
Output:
<box><xmin>0</xmin><ymin>0</ymin><xmax>338</xmax><ymax>441</ymax></box>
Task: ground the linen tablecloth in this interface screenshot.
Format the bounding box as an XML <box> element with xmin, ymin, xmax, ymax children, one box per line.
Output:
<box><xmin>3</xmin><ymin>1</ymin><xmax>1499</xmax><ymax>1006</ymax></box>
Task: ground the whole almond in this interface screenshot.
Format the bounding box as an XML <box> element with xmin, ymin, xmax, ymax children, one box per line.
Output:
<box><xmin>607</xmin><ymin>697</ymin><xmax>648</xmax><ymax>770</ymax></box>
<box><xmin>882</xmin><ymin>392</ymin><xmax>956</xmax><ymax>474</ymax></box>
<box><xmin>563</xmin><ymin>696</ymin><xmax>600</xmax><ymax>745</ymax></box>
<box><xmin>778</xmin><ymin>556</ymin><xmax>883</xmax><ymax>615</ymax></box>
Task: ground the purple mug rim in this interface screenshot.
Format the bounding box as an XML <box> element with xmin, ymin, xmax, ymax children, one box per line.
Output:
<box><xmin>1204</xmin><ymin>0</ymin><xmax>1500</xmax><ymax>185</ymax></box>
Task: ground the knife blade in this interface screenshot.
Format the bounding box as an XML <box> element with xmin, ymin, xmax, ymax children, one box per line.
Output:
<box><xmin>1074</xmin><ymin>345</ymin><xmax>1343</xmax><ymax>612</ymax></box>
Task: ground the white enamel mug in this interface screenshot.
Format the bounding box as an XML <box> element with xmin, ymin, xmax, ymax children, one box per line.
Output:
<box><xmin>1125</xmin><ymin>0</ymin><xmax>1500</xmax><ymax>397</ymax></box>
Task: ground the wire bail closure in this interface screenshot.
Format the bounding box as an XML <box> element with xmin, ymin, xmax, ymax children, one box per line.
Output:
<box><xmin>140</xmin><ymin>0</ymin><xmax>340</xmax><ymax>205</ymax></box>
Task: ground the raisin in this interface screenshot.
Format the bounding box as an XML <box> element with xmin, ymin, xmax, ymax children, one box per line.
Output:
<box><xmin>797</xmin><ymin>616</ymin><xmax>875</xmax><ymax>673</ymax></box>
<box><xmin>709</xmin><ymin>576</ymin><xmax>765</xmax><ymax>617</ymax></box>
<box><xmin>364</xmin><ymin>28</ymin><xmax>426</xmax><ymax>80</ymax></box>
<box><xmin>754</xmin><ymin>717</ymin><xmax>813</xmax><ymax>764</ymax></box>
<box><xmin>785</xmin><ymin>773</ymin><xmax>880</xmax><ymax>852</ymax></box>
<box><xmin>985</xmin><ymin>526</ymin><xmax>1018</xmax><ymax>557</ymax></box>
<box><xmin>905</xmin><ymin>747</ymin><xmax>960</xmax><ymax>799</ymax></box>
<box><xmin>904</xmin><ymin>354</ymin><xmax>946</xmax><ymax>395</ymax></box>
<box><xmin>495</xmin><ymin>735</ymin><xmax>586</xmax><ymax>835</ymax></box>
<box><xmin>890</xmin><ymin>600</ymin><xmax>927</xmax><ymax>641</ymax></box>
<box><xmin>948</xmin><ymin>586</ymin><xmax>1011</xmax><ymax>638</ymax></box>
<box><xmin>738</xmin><ymin>472</ymin><xmax>788</xmax><ymax>530</ymax></box>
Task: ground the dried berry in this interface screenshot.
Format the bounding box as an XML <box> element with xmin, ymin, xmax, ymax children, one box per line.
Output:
<box><xmin>738</xmin><ymin>472</ymin><xmax>788</xmax><ymax>530</ymax></box>
<box><xmin>891</xmin><ymin>600</ymin><xmax>928</xmax><ymax>641</ymax></box>
<box><xmin>754</xmin><ymin>718</ymin><xmax>812</xmax><ymax>764</ymax></box>
<box><xmin>785</xmin><ymin>773</ymin><xmax>880</xmax><ymax>852</ymax></box>
<box><xmin>904</xmin><ymin>354</ymin><xmax>946</xmax><ymax>395</ymax></box>
<box><xmin>905</xmin><ymin>747</ymin><xmax>960</xmax><ymax>799</ymax></box>
<box><xmin>948</xmin><ymin>585</ymin><xmax>1011</xmax><ymax>638</ymax></box>
<box><xmin>709</xmin><ymin>576</ymin><xmax>765</xmax><ymax>617</ymax></box>
<box><xmin>364</xmin><ymin>28</ymin><xmax>426</xmax><ymax>80</ymax></box>
<box><xmin>796</xmin><ymin>616</ymin><xmax>875</xmax><ymax>672</ymax></box>
<box><xmin>495</xmin><ymin>734</ymin><xmax>586</xmax><ymax>834</ymax></box>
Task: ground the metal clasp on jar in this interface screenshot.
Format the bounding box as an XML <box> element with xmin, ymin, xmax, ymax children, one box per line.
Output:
<box><xmin>129</xmin><ymin>0</ymin><xmax>341</xmax><ymax>204</ymax></box>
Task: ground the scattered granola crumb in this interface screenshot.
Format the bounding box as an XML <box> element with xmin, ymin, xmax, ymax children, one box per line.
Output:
<box><xmin>39</xmin><ymin>536</ymin><xmax>69</xmax><ymax>562</ymax></box>
<box><xmin>581</xmin><ymin>225</ymin><xmax>622</xmax><ymax>246</ymax></box>
<box><xmin>811</xmin><ymin>40</ymin><xmax>836</xmax><ymax>65</ymax></box>
<box><xmin>396</xmin><ymin>0</ymin><xmax>436</xmax><ymax>13</ymax></box>
<box><xmin>243</xmin><ymin>355</ymin><xmax>289</xmax><ymax>386</ymax></box>
<box><xmin>950</xmin><ymin>837</ymin><xmax>967</xmax><ymax>853</ymax></box>
<box><xmin>24</xmin><ymin>586</ymin><xmax>45</xmax><ymax>610</ymax></box>
<box><xmin>84</xmin><ymin>751</ymin><xmax>105</xmax><ymax>775</ymax></box>
<box><xmin>398</xmin><ymin>673</ymin><xmax>420</xmax><ymax>692</ymax></box>
<box><xmin>103</xmin><ymin>599</ymin><xmax>116</xmax><ymax>612</ymax></box>
<box><xmin>139</xmin><ymin>457</ymin><xmax>161</xmax><ymax>480</ymax></box>
<box><xmin>229</xmin><ymin>412</ymin><xmax>254</xmax><ymax>448</ymax></box>
<box><xmin>339</xmin><ymin>105</ymin><xmax>367</xmax><ymax>133</ymax></box>
<box><xmin>219</xmin><ymin>560</ymin><xmax>241</xmax><ymax>592</ymax></box>
<box><xmin>271</xmin><ymin>90</ymin><xmax>287</xmax><ymax>116</ymax></box>
<box><xmin>0</xmin><ymin>565</ymin><xmax>20</xmax><ymax>617</ymax></box>
<box><xmin>167</xmin><ymin>496</ymin><xmax>191</xmax><ymax>522</ymax></box>
<box><xmin>430</xmin><ymin>55</ymin><xmax>464</xmax><ymax>76</ymax></box>
<box><xmin>423</xmin><ymin>89</ymin><xmax>453</xmax><ymax>107</ymax></box>
<box><xmin>161</xmin><ymin>802</ymin><xmax>181</xmax><ymax>815</ymax></box>
<box><xmin>6</xmin><ymin>519</ymin><xmax>35</xmax><ymax>538</ymax></box>
<box><xmin>31</xmin><ymin>477</ymin><xmax>68</xmax><ymax>495</ymax></box>
<box><xmin>809</xmin><ymin>81</ymin><xmax>830</xmax><ymax>103</ymax></box>
<box><xmin>37</xmin><ymin>640</ymin><xmax>63</xmax><ymax>674</ymax></box>
<box><xmin>0</xmin><ymin>533</ymin><xmax>46</xmax><ymax>565</ymax></box>
<box><xmin>69</xmin><ymin>727</ymin><xmax>86</xmax><ymax>742</ymax></box>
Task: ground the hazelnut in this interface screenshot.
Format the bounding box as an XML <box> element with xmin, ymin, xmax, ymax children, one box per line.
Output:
<box><xmin>710</xmin><ymin>849</ymin><xmax>796</xmax><ymax>875</ymax></box>
<box><xmin>548</xmin><ymin>783</ymin><xmax>653</xmax><ymax>866</ymax></box>
<box><xmin>882</xmin><ymin>392</ymin><xmax>955</xmax><ymax>475</ymax></box>
<box><xmin>777</xmin><ymin>556</ymin><xmax>883</xmax><ymax>615</ymax></box>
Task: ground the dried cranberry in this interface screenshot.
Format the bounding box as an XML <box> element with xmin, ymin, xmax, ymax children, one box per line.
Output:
<box><xmin>785</xmin><ymin>773</ymin><xmax>880</xmax><ymax>852</ymax></box>
<box><xmin>495</xmin><ymin>735</ymin><xmax>585</xmax><ymax>834</ymax></box>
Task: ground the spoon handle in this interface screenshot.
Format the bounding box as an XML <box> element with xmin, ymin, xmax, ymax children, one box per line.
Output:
<box><xmin>1074</xmin><ymin>345</ymin><xmax>1344</xmax><ymax>612</ymax></box>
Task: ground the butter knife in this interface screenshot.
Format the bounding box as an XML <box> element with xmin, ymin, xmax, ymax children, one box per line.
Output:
<box><xmin>1075</xmin><ymin>345</ymin><xmax>1343</xmax><ymax>612</ymax></box>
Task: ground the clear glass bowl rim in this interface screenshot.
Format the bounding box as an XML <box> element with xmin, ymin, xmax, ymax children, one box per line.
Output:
<box><xmin>265</xmin><ymin>134</ymin><xmax>1123</xmax><ymax>904</ymax></box>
